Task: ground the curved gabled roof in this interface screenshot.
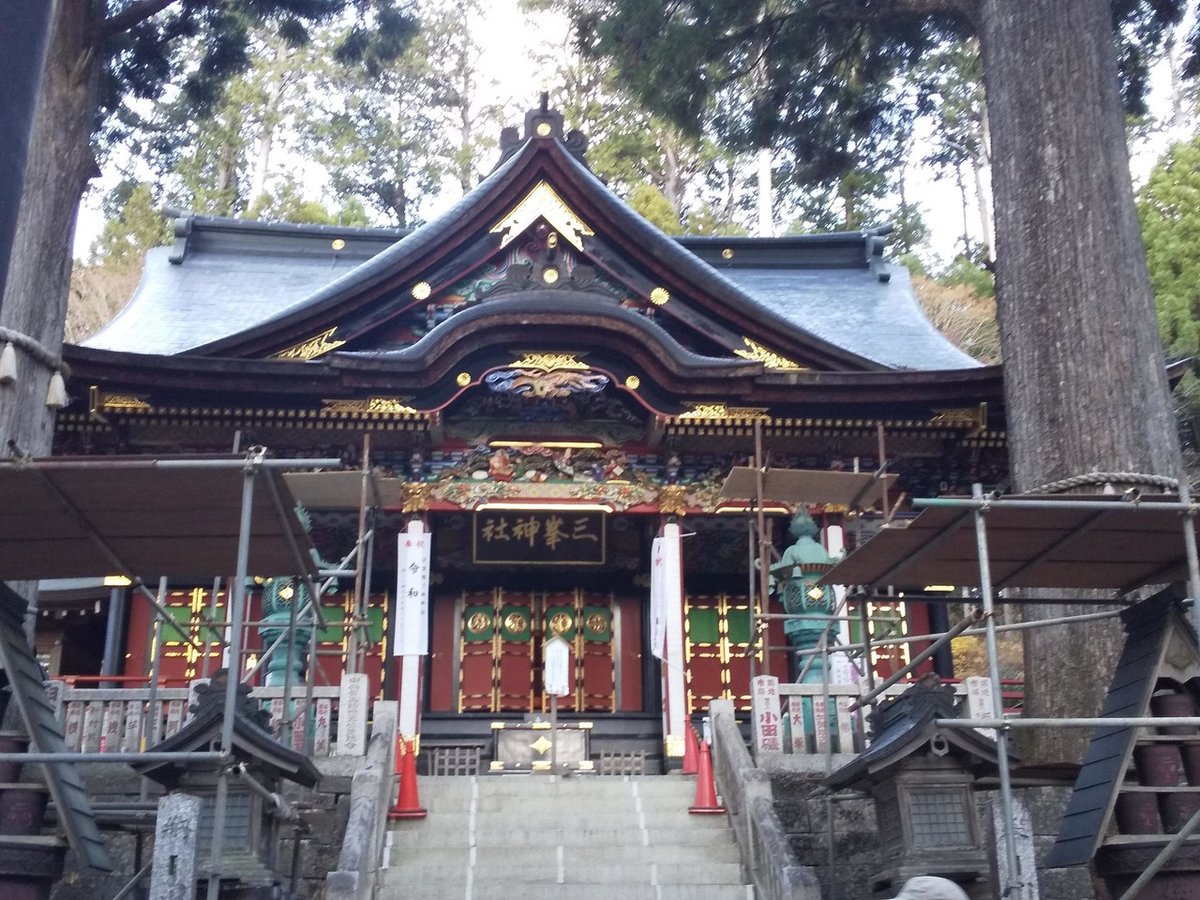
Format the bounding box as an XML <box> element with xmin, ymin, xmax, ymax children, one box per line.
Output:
<box><xmin>83</xmin><ymin>110</ymin><xmax>979</xmax><ymax>375</ymax></box>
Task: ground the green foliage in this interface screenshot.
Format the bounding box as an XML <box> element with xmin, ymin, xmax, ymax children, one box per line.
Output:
<box><xmin>248</xmin><ymin>185</ymin><xmax>371</xmax><ymax>226</ymax></box>
<box><xmin>570</xmin><ymin>1</ymin><xmax>1189</xmax><ymax>195</ymax></box>
<box><xmin>626</xmin><ymin>183</ymin><xmax>682</xmax><ymax>234</ymax></box>
<box><xmin>89</xmin><ymin>183</ymin><xmax>172</xmax><ymax>266</ymax></box>
<box><xmin>302</xmin><ymin>0</ymin><xmax>501</xmax><ymax>226</ymax></box>
<box><xmin>938</xmin><ymin>255</ymin><xmax>994</xmax><ymax>299</ymax></box>
<box><xmin>1139</xmin><ymin>137</ymin><xmax>1200</xmax><ymax>358</ymax></box>
<box><xmin>100</xmin><ymin>1</ymin><xmax>417</xmax><ymax>144</ymax></box>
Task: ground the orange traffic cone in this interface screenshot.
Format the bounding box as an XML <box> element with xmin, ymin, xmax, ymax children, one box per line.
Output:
<box><xmin>689</xmin><ymin>740</ymin><xmax>726</xmax><ymax>815</ymax></box>
<box><xmin>388</xmin><ymin>737</ymin><xmax>427</xmax><ymax>820</ymax></box>
<box><xmin>682</xmin><ymin>723</ymin><xmax>699</xmax><ymax>775</ymax></box>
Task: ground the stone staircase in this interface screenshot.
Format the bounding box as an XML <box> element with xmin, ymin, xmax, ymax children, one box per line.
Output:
<box><xmin>379</xmin><ymin>775</ymin><xmax>754</xmax><ymax>900</ymax></box>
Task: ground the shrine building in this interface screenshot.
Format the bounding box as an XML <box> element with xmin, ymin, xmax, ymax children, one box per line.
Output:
<box><xmin>49</xmin><ymin>103</ymin><xmax>1008</xmax><ymax>765</ymax></box>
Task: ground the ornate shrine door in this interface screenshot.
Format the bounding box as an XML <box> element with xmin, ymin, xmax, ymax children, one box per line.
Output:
<box><xmin>684</xmin><ymin>593</ymin><xmax>755</xmax><ymax>715</ymax></box>
<box><xmin>456</xmin><ymin>588</ymin><xmax>617</xmax><ymax>713</ymax></box>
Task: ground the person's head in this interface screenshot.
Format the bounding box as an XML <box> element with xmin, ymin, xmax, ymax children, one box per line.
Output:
<box><xmin>887</xmin><ymin>876</ymin><xmax>970</xmax><ymax>900</ymax></box>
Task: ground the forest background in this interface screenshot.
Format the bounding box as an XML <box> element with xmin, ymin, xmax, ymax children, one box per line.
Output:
<box><xmin>60</xmin><ymin>0</ymin><xmax>1169</xmax><ymax>363</ymax></box>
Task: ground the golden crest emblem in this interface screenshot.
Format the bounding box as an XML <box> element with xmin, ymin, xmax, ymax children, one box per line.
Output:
<box><xmin>504</xmin><ymin>611</ymin><xmax>529</xmax><ymax>633</ymax></box>
<box><xmin>549</xmin><ymin>612</ymin><xmax>573</xmax><ymax>634</ymax></box>
<box><xmin>586</xmin><ymin>612</ymin><xmax>606</xmax><ymax>633</ymax></box>
<box><xmin>467</xmin><ymin>612</ymin><xmax>492</xmax><ymax>633</ymax></box>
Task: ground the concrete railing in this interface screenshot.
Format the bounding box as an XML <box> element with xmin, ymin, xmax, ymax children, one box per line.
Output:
<box><xmin>324</xmin><ymin>700</ymin><xmax>397</xmax><ymax>900</ymax></box>
<box><xmin>49</xmin><ymin>682</ymin><xmax>342</xmax><ymax>757</ymax></box>
<box><xmin>709</xmin><ymin>699</ymin><xmax>821</xmax><ymax>900</ymax></box>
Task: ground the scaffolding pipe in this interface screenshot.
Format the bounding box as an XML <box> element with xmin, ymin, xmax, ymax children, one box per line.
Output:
<box><xmin>11</xmin><ymin>456</ymin><xmax>343</xmax><ymax>471</ymax></box>
<box><xmin>1179</xmin><ymin>478</ymin><xmax>1200</xmax><ymax>647</ymax></box>
<box><xmin>0</xmin><ymin>751</ymin><xmax>224</xmax><ymax>763</ymax></box>
<box><xmin>973</xmin><ymin>484</ymin><xmax>1023</xmax><ymax>898</ymax></box>
<box><xmin>940</xmin><ymin>716</ymin><xmax>1200</xmax><ymax>729</ymax></box>
<box><xmin>107</xmin><ymin>861</ymin><xmax>152</xmax><ymax>900</ymax></box>
<box><xmin>848</xmin><ymin>608</ymin><xmax>984</xmax><ymax>711</ymax></box>
<box><xmin>349</xmin><ymin>435</ymin><xmax>371</xmax><ymax>673</ymax></box>
<box><xmin>747</xmin><ymin>512</ymin><xmax>759</xmax><ymax>685</ymax></box>
<box><xmin>915</xmin><ymin>495</ymin><xmax>1198</xmax><ymax>513</ymax></box>
<box><xmin>785</xmin><ymin>605</ymin><xmax>1126</xmax><ymax>657</ymax></box>
<box><xmin>754</xmin><ymin>421</ymin><xmax>773</xmax><ymax>678</ymax></box>
<box><xmin>144</xmin><ymin>578</ymin><xmax>167</xmax><ymax>748</ymax></box>
<box><xmin>206</xmin><ymin>456</ymin><xmax>259</xmax><ymax>900</ymax></box>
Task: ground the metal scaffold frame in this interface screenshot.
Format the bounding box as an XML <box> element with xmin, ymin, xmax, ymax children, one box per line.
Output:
<box><xmin>725</xmin><ymin>424</ymin><xmax>1200</xmax><ymax>899</ymax></box>
<box><xmin>0</xmin><ymin>447</ymin><xmax>391</xmax><ymax>900</ymax></box>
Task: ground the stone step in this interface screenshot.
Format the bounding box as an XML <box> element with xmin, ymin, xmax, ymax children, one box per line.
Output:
<box><xmin>385</xmin><ymin>807</ymin><xmax>732</xmax><ymax>830</ymax></box>
<box><xmin>384</xmin><ymin>841</ymin><xmax>744</xmax><ymax>868</ymax></box>
<box><xmin>378</xmin><ymin>859</ymin><xmax>747</xmax><ymax>886</ymax></box>
<box><xmin>379</xmin><ymin>775</ymin><xmax>751</xmax><ymax>900</ymax></box>
<box><xmin>413</xmin><ymin>775</ymin><xmax>697</xmax><ymax>800</ymax></box>
<box><xmin>380</xmin><ymin>883</ymin><xmax>754</xmax><ymax>900</ymax></box>
<box><xmin>385</xmin><ymin>824</ymin><xmax>739</xmax><ymax>849</ymax></box>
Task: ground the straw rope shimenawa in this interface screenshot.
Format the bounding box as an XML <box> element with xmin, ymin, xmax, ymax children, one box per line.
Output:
<box><xmin>1025</xmin><ymin>470</ymin><xmax>1179</xmax><ymax>494</ymax></box>
<box><xmin>0</xmin><ymin>324</ymin><xmax>70</xmax><ymax>407</ymax></box>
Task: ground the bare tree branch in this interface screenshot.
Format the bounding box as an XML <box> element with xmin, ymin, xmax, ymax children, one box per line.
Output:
<box><xmin>817</xmin><ymin>0</ymin><xmax>974</xmax><ymax>22</ymax></box>
<box><xmin>98</xmin><ymin>0</ymin><xmax>180</xmax><ymax>41</ymax></box>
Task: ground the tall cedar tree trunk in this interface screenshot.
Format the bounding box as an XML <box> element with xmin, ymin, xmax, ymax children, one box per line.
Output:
<box><xmin>978</xmin><ymin>0</ymin><xmax>1182</xmax><ymax>764</ymax></box>
<box><xmin>0</xmin><ymin>0</ymin><xmax>100</xmax><ymax>458</ymax></box>
<box><xmin>0</xmin><ymin>0</ymin><xmax>101</xmax><ymax>635</ymax></box>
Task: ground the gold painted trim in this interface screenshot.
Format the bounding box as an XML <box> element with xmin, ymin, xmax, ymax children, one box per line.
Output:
<box><xmin>401</xmin><ymin>482</ymin><xmax>432</xmax><ymax>513</ymax></box>
<box><xmin>509</xmin><ymin>352</ymin><xmax>589</xmax><ymax>372</ymax></box>
<box><xmin>320</xmin><ymin>397</ymin><xmax>419</xmax><ymax>415</ymax></box>
<box><xmin>273</xmin><ymin>327</ymin><xmax>346</xmax><ymax>360</ymax></box>
<box><xmin>733</xmin><ymin>337</ymin><xmax>804</xmax><ymax>370</ymax></box>
<box><xmin>90</xmin><ymin>386</ymin><xmax>151</xmax><ymax>413</ymax></box>
<box><xmin>489</xmin><ymin>181</ymin><xmax>595</xmax><ymax>251</ymax></box>
<box><xmin>675</xmin><ymin>403</ymin><xmax>770</xmax><ymax>421</ymax></box>
<box><xmin>929</xmin><ymin>402</ymin><xmax>988</xmax><ymax>431</ymax></box>
<box><xmin>658</xmin><ymin>485</ymin><xmax>687</xmax><ymax>517</ymax></box>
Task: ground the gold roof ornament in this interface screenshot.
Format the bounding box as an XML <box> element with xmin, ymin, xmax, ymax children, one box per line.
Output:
<box><xmin>624</xmin><ymin>375</ymin><xmax>641</xmax><ymax>390</ymax></box>
<box><xmin>489</xmin><ymin>181</ymin><xmax>595</xmax><ymax>251</ymax></box>
<box><xmin>658</xmin><ymin>485</ymin><xmax>687</xmax><ymax>517</ymax></box>
<box><xmin>733</xmin><ymin>337</ymin><xmax>805</xmax><ymax>370</ymax></box>
<box><xmin>273</xmin><ymin>327</ymin><xmax>346</xmax><ymax>361</ymax></box>
<box><xmin>456</xmin><ymin>372</ymin><xmax>472</xmax><ymax>387</ymax></box>
<box><xmin>402</xmin><ymin>482</ymin><xmax>433</xmax><ymax>513</ymax></box>
<box><xmin>320</xmin><ymin>398</ymin><xmax>420</xmax><ymax>416</ymax></box>
<box><xmin>676</xmin><ymin>403</ymin><xmax>770</xmax><ymax>421</ymax></box>
<box><xmin>411</xmin><ymin>281</ymin><xmax>432</xmax><ymax>300</ymax></box>
<box><xmin>509</xmin><ymin>352</ymin><xmax>589</xmax><ymax>371</ymax></box>
<box><xmin>649</xmin><ymin>287</ymin><xmax>670</xmax><ymax>306</ymax></box>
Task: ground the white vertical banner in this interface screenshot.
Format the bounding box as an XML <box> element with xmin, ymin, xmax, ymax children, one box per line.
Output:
<box><xmin>396</xmin><ymin>519</ymin><xmax>429</xmax><ymax>741</ymax></box>
<box><xmin>657</xmin><ymin>523</ymin><xmax>686</xmax><ymax>753</ymax></box>
<box><xmin>395</xmin><ymin>521</ymin><xmax>431</xmax><ymax>656</ymax></box>
<box><xmin>544</xmin><ymin>636</ymin><xmax>572</xmax><ymax>697</ymax></box>
<box><xmin>649</xmin><ymin>534</ymin><xmax>678</xmax><ymax>661</ymax></box>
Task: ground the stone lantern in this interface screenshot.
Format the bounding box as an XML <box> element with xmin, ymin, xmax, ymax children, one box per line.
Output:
<box><xmin>826</xmin><ymin>679</ymin><xmax>1009</xmax><ymax>897</ymax></box>
<box><xmin>134</xmin><ymin>671</ymin><xmax>320</xmax><ymax>898</ymax></box>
